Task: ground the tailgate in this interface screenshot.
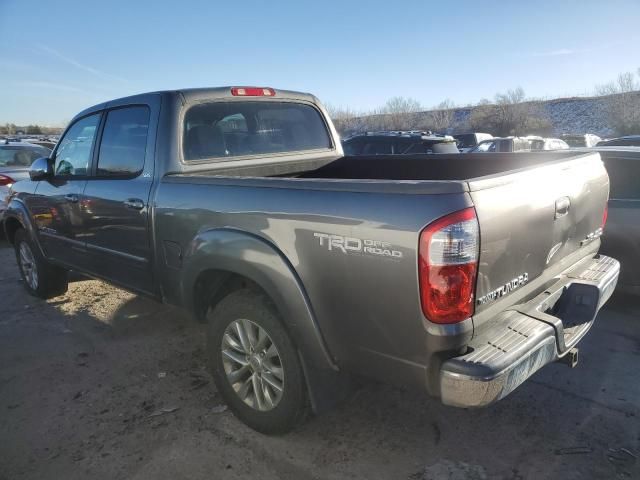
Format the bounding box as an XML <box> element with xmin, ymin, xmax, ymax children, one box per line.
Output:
<box><xmin>469</xmin><ymin>152</ymin><xmax>609</xmax><ymax>324</ymax></box>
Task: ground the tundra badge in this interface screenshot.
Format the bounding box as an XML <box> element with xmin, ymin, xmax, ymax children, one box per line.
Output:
<box><xmin>477</xmin><ymin>273</ymin><xmax>529</xmax><ymax>305</ymax></box>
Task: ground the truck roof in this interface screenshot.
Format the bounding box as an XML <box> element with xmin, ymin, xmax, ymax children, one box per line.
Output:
<box><xmin>71</xmin><ymin>86</ymin><xmax>319</xmax><ymax>122</ymax></box>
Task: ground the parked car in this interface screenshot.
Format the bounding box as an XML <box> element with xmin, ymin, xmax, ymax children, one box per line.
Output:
<box><xmin>342</xmin><ymin>131</ymin><xmax>459</xmax><ymax>155</ymax></box>
<box><xmin>0</xmin><ymin>141</ymin><xmax>52</xmax><ymax>217</ymax></box>
<box><xmin>584</xmin><ymin>146</ymin><xmax>640</xmax><ymax>293</ymax></box>
<box><xmin>469</xmin><ymin>136</ymin><xmax>532</xmax><ymax>153</ymax></box>
<box><xmin>3</xmin><ymin>87</ymin><xmax>618</xmax><ymax>434</ymax></box>
<box><xmin>528</xmin><ymin>137</ymin><xmax>570</xmax><ymax>150</ymax></box>
<box><xmin>453</xmin><ymin>132</ymin><xmax>493</xmax><ymax>152</ymax></box>
<box><xmin>23</xmin><ymin>138</ymin><xmax>58</xmax><ymax>150</ymax></box>
<box><xmin>596</xmin><ymin>135</ymin><xmax>640</xmax><ymax>147</ymax></box>
<box><xmin>561</xmin><ymin>133</ymin><xmax>601</xmax><ymax>148</ymax></box>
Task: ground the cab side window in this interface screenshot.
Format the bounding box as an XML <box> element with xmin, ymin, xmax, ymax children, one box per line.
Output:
<box><xmin>54</xmin><ymin>113</ymin><xmax>101</xmax><ymax>176</ymax></box>
<box><xmin>97</xmin><ymin>106</ymin><xmax>150</xmax><ymax>176</ymax></box>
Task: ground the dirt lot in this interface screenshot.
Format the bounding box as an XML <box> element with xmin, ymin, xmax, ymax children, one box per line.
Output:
<box><xmin>0</xmin><ymin>239</ymin><xmax>638</xmax><ymax>480</ymax></box>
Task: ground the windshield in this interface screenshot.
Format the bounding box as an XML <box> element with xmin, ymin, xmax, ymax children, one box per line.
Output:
<box><xmin>183</xmin><ymin>101</ymin><xmax>332</xmax><ymax>160</ymax></box>
<box><xmin>563</xmin><ymin>137</ymin><xmax>587</xmax><ymax>147</ymax></box>
<box><xmin>472</xmin><ymin>140</ymin><xmax>496</xmax><ymax>152</ymax></box>
<box><xmin>0</xmin><ymin>145</ymin><xmax>50</xmax><ymax>168</ymax></box>
<box><xmin>453</xmin><ymin>134</ymin><xmax>477</xmax><ymax>148</ymax></box>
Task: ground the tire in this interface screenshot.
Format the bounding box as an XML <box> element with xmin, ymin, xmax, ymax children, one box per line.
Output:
<box><xmin>207</xmin><ymin>288</ymin><xmax>308</xmax><ymax>434</ymax></box>
<box><xmin>14</xmin><ymin>229</ymin><xmax>68</xmax><ymax>299</ymax></box>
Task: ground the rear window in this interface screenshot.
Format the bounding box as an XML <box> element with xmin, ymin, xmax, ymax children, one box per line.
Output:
<box><xmin>183</xmin><ymin>101</ymin><xmax>332</xmax><ymax>161</ymax></box>
<box><xmin>0</xmin><ymin>145</ymin><xmax>50</xmax><ymax>167</ymax></box>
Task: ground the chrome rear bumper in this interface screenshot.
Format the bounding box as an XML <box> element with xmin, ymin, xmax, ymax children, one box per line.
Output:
<box><xmin>440</xmin><ymin>255</ymin><xmax>620</xmax><ymax>408</ymax></box>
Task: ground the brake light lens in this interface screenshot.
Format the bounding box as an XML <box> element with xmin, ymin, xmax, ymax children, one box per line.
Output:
<box><xmin>231</xmin><ymin>87</ymin><xmax>276</xmax><ymax>97</ymax></box>
<box><xmin>419</xmin><ymin>207</ymin><xmax>479</xmax><ymax>324</ymax></box>
<box><xmin>0</xmin><ymin>174</ymin><xmax>15</xmax><ymax>187</ymax></box>
<box><xmin>602</xmin><ymin>204</ymin><xmax>608</xmax><ymax>230</ymax></box>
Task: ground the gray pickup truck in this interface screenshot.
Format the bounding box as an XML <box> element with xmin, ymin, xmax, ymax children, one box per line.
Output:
<box><xmin>3</xmin><ymin>87</ymin><xmax>619</xmax><ymax>433</ymax></box>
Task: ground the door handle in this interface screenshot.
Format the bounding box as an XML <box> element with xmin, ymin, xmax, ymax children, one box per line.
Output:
<box><xmin>124</xmin><ymin>198</ymin><xmax>145</xmax><ymax>210</ymax></box>
<box><xmin>555</xmin><ymin>196</ymin><xmax>571</xmax><ymax>219</ymax></box>
<box><xmin>64</xmin><ymin>194</ymin><xmax>79</xmax><ymax>203</ymax></box>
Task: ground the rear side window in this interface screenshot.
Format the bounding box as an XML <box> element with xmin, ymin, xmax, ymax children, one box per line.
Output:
<box><xmin>97</xmin><ymin>106</ymin><xmax>150</xmax><ymax>176</ymax></box>
<box><xmin>183</xmin><ymin>102</ymin><xmax>332</xmax><ymax>161</ymax></box>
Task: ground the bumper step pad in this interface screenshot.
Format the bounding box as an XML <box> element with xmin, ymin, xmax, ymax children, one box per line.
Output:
<box><xmin>439</xmin><ymin>255</ymin><xmax>620</xmax><ymax>408</ymax></box>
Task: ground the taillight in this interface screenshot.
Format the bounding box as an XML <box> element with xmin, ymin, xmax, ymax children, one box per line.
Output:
<box><xmin>231</xmin><ymin>87</ymin><xmax>276</xmax><ymax>97</ymax></box>
<box><xmin>0</xmin><ymin>174</ymin><xmax>15</xmax><ymax>187</ymax></box>
<box><xmin>602</xmin><ymin>204</ymin><xmax>608</xmax><ymax>230</ymax></box>
<box><xmin>419</xmin><ymin>207</ymin><xmax>479</xmax><ymax>324</ymax></box>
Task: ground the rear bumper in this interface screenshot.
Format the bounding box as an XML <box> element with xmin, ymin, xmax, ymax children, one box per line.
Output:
<box><xmin>439</xmin><ymin>254</ymin><xmax>619</xmax><ymax>408</ymax></box>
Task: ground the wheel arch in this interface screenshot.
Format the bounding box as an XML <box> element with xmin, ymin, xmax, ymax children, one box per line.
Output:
<box><xmin>181</xmin><ymin>228</ymin><xmax>337</xmax><ymax>373</ymax></box>
<box><xmin>3</xmin><ymin>198</ymin><xmax>42</xmax><ymax>253</ymax></box>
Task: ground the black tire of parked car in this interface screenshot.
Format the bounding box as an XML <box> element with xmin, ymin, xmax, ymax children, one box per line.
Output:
<box><xmin>206</xmin><ymin>288</ymin><xmax>308</xmax><ymax>434</ymax></box>
<box><xmin>14</xmin><ymin>229</ymin><xmax>68</xmax><ymax>299</ymax></box>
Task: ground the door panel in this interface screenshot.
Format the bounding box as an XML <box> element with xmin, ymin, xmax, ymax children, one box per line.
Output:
<box><xmin>34</xmin><ymin>179</ymin><xmax>88</xmax><ymax>266</ymax></box>
<box><xmin>83</xmin><ymin>178</ymin><xmax>154</xmax><ymax>292</ymax></box>
<box><xmin>82</xmin><ymin>105</ymin><xmax>155</xmax><ymax>294</ymax></box>
<box><xmin>34</xmin><ymin>113</ymin><xmax>101</xmax><ymax>268</ymax></box>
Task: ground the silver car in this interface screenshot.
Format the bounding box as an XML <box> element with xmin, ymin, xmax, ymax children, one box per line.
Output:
<box><xmin>0</xmin><ymin>141</ymin><xmax>52</xmax><ymax>217</ymax></box>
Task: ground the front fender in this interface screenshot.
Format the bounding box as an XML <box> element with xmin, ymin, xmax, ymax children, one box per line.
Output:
<box><xmin>181</xmin><ymin>228</ymin><xmax>337</xmax><ymax>372</ymax></box>
<box><xmin>3</xmin><ymin>198</ymin><xmax>44</xmax><ymax>254</ymax></box>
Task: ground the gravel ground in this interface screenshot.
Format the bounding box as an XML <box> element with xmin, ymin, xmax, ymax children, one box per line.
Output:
<box><xmin>0</xmin><ymin>238</ymin><xmax>638</xmax><ymax>480</ymax></box>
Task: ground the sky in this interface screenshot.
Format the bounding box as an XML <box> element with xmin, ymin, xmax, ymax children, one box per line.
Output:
<box><xmin>1</xmin><ymin>0</ymin><xmax>639</xmax><ymax>126</ymax></box>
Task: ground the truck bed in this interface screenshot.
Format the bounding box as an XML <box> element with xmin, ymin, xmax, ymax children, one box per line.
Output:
<box><xmin>180</xmin><ymin>151</ymin><xmax>593</xmax><ymax>188</ymax></box>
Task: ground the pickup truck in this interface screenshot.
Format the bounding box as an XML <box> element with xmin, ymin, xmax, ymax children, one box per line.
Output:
<box><xmin>3</xmin><ymin>87</ymin><xmax>619</xmax><ymax>434</ymax></box>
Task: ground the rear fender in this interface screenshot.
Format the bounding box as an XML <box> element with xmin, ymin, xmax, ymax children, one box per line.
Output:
<box><xmin>181</xmin><ymin>228</ymin><xmax>337</xmax><ymax>373</ymax></box>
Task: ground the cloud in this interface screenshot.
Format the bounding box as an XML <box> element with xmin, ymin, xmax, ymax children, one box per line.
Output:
<box><xmin>35</xmin><ymin>44</ymin><xmax>129</xmax><ymax>84</ymax></box>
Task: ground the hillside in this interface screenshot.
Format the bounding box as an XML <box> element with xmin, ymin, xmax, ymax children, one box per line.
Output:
<box><xmin>337</xmin><ymin>90</ymin><xmax>640</xmax><ymax>137</ymax></box>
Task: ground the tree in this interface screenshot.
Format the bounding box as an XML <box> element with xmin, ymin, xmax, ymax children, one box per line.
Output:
<box><xmin>595</xmin><ymin>70</ymin><xmax>640</xmax><ymax>136</ymax></box>
<box><xmin>428</xmin><ymin>99</ymin><xmax>455</xmax><ymax>133</ymax></box>
<box><xmin>377</xmin><ymin>96</ymin><xmax>423</xmax><ymax>130</ymax></box>
<box><xmin>26</xmin><ymin>125</ymin><xmax>43</xmax><ymax>135</ymax></box>
<box><xmin>469</xmin><ymin>87</ymin><xmax>551</xmax><ymax>136</ymax></box>
<box><xmin>325</xmin><ymin>104</ymin><xmax>363</xmax><ymax>136</ymax></box>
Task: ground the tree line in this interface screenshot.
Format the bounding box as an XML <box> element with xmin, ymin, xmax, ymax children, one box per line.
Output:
<box><xmin>327</xmin><ymin>68</ymin><xmax>640</xmax><ymax>137</ymax></box>
<box><xmin>1</xmin><ymin>123</ymin><xmax>63</xmax><ymax>136</ymax></box>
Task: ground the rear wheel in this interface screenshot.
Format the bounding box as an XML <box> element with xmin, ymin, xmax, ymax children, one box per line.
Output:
<box><xmin>14</xmin><ymin>229</ymin><xmax>68</xmax><ymax>299</ymax></box>
<box><xmin>206</xmin><ymin>288</ymin><xmax>308</xmax><ymax>434</ymax></box>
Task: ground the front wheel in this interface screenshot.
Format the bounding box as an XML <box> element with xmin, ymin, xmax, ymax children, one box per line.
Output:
<box><xmin>207</xmin><ymin>289</ymin><xmax>308</xmax><ymax>434</ymax></box>
<box><xmin>14</xmin><ymin>229</ymin><xmax>68</xmax><ymax>299</ymax></box>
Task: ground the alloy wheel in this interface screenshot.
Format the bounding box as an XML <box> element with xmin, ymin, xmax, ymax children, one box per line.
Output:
<box><xmin>19</xmin><ymin>242</ymin><xmax>38</xmax><ymax>291</ymax></box>
<box><xmin>221</xmin><ymin>319</ymin><xmax>284</xmax><ymax>411</ymax></box>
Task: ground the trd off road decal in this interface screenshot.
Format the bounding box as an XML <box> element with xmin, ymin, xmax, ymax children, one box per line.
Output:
<box><xmin>313</xmin><ymin>233</ymin><xmax>403</xmax><ymax>259</ymax></box>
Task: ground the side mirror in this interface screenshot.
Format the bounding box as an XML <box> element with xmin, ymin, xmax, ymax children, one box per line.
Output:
<box><xmin>29</xmin><ymin>157</ymin><xmax>53</xmax><ymax>181</ymax></box>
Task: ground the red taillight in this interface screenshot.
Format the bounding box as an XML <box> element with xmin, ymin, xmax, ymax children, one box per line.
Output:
<box><xmin>0</xmin><ymin>174</ymin><xmax>15</xmax><ymax>187</ymax></box>
<box><xmin>419</xmin><ymin>207</ymin><xmax>479</xmax><ymax>324</ymax></box>
<box><xmin>602</xmin><ymin>204</ymin><xmax>608</xmax><ymax>230</ymax></box>
<box><xmin>230</xmin><ymin>87</ymin><xmax>276</xmax><ymax>97</ymax></box>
